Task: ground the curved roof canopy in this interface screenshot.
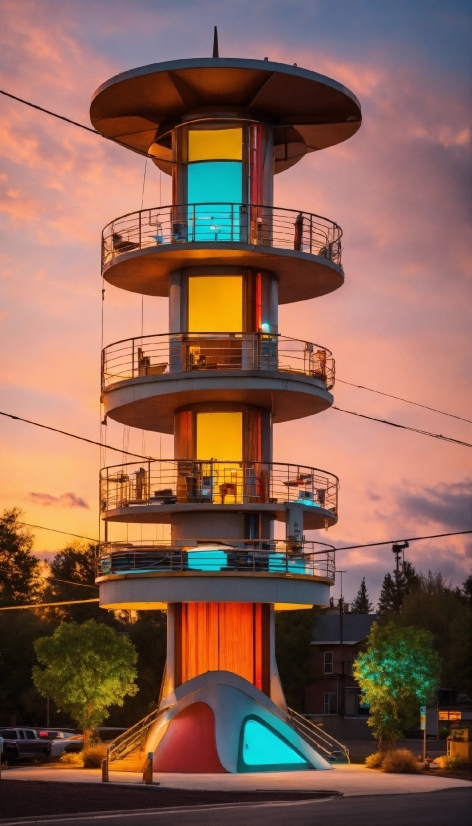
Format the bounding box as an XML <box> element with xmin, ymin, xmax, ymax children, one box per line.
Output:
<box><xmin>90</xmin><ymin>58</ymin><xmax>361</xmax><ymax>173</ymax></box>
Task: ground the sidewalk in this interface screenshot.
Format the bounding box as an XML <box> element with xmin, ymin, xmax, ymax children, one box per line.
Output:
<box><xmin>3</xmin><ymin>763</ymin><xmax>471</xmax><ymax>797</ymax></box>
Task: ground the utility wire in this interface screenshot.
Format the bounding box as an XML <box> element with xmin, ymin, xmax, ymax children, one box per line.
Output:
<box><xmin>20</xmin><ymin>522</ymin><xmax>99</xmax><ymax>543</ymax></box>
<box><xmin>0</xmin><ymin>410</ymin><xmax>152</xmax><ymax>460</ymax></box>
<box><xmin>337</xmin><ymin>379</ymin><xmax>472</xmax><ymax>425</ymax></box>
<box><xmin>330</xmin><ymin>529</ymin><xmax>472</xmax><ymax>554</ymax></box>
<box><xmin>0</xmin><ymin>598</ymin><xmax>99</xmax><ymax>611</ymax></box>
<box><xmin>0</xmin><ymin>567</ymin><xmax>98</xmax><ymax>591</ymax></box>
<box><xmin>332</xmin><ymin>407</ymin><xmax>472</xmax><ymax>448</ymax></box>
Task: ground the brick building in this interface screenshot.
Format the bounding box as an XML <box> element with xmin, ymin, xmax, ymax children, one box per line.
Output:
<box><xmin>305</xmin><ymin>610</ymin><xmax>377</xmax><ymax>717</ymax></box>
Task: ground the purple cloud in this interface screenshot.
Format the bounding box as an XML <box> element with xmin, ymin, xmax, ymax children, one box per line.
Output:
<box><xmin>28</xmin><ymin>492</ymin><xmax>89</xmax><ymax>509</ymax></box>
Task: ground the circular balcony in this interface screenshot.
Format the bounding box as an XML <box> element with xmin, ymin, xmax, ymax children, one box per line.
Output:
<box><xmin>101</xmin><ymin>332</ymin><xmax>334</xmax><ymax>432</ymax></box>
<box><xmin>100</xmin><ymin>459</ymin><xmax>338</xmax><ymax>531</ymax></box>
<box><xmin>96</xmin><ymin>539</ymin><xmax>335</xmax><ymax>610</ymax></box>
<box><xmin>101</xmin><ymin>204</ymin><xmax>343</xmax><ymax>303</ymax></box>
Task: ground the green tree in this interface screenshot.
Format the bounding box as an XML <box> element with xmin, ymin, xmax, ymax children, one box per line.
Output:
<box><xmin>351</xmin><ymin>578</ymin><xmax>373</xmax><ymax>613</ymax></box>
<box><xmin>353</xmin><ymin>621</ymin><xmax>440</xmax><ymax>751</ymax></box>
<box><xmin>33</xmin><ymin>619</ymin><xmax>138</xmax><ymax>744</ymax></box>
<box><xmin>42</xmin><ymin>542</ymin><xmax>101</xmax><ymax>623</ymax></box>
<box><xmin>275</xmin><ymin>608</ymin><xmax>318</xmax><ymax>710</ymax></box>
<box><xmin>378</xmin><ymin>560</ymin><xmax>419</xmax><ymax>615</ymax></box>
<box><xmin>0</xmin><ymin>508</ymin><xmax>42</xmax><ymax>606</ymax></box>
<box><xmin>396</xmin><ymin>571</ymin><xmax>472</xmax><ymax>697</ymax></box>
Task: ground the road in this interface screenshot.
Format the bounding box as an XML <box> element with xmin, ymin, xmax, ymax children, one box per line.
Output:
<box><xmin>1</xmin><ymin>788</ymin><xmax>470</xmax><ymax>826</ymax></box>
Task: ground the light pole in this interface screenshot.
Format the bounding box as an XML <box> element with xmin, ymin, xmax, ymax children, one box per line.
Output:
<box><xmin>337</xmin><ymin>570</ymin><xmax>346</xmax><ymax>717</ymax></box>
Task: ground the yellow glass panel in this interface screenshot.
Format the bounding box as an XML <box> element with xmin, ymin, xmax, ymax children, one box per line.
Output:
<box><xmin>188</xmin><ymin>128</ymin><xmax>243</xmax><ymax>161</ymax></box>
<box><xmin>196</xmin><ymin>412</ymin><xmax>242</xmax><ymax>460</ymax></box>
<box><xmin>188</xmin><ymin>276</ymin><xmax>242</xmax><ymax>332</ymax></box>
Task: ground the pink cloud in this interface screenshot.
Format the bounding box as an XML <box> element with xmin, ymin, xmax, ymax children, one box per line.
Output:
<box><xmin>28</xmin><ymin>492</ymin><xmax>89</xmax><ymax>509</ymax></box>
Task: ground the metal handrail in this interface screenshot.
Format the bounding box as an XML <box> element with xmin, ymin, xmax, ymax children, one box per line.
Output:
<box><xmin>101</xmin><ymin>331</ymin><xmax>334</xmax><ymax>392</ymax></box>
<box><xmin>97</xmin><ymin>539</ymin><xmax>336</xmax><ymax>580</ymax></box>
<box><xmin>287</xmin><ymin>707</ymin><xmax>350</xmax><ymax>763</ymax></box>
<box><xmin>108</xmin><ymin>706</ymin><xmax>169</xmax><ymax>762</ymax></box>
<box><xmin>99</xmin><ymin>458</ymin><xmax>338</xmax><ymax>515</ymax></box>
<box><xmin>101</xmin><ymin>202</ymin><xmax>343</xmax><ymax>270</ymax></box>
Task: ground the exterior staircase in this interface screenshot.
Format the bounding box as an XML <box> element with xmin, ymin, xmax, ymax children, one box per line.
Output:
<box><xmin>107</xmin><ymin>706</ymin><xmax>169</xmax><ymax>772</ymax></box>
<box><xmin>287</xmin><ymin>707</ymin><xmax>350</xmax><ymax>764</ymax></box>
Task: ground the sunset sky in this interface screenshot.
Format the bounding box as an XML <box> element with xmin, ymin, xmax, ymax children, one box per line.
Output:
<box><xmin>0</xmin><ymin>0</ymin><xmax>471</xmax><ymax>606</ymax></box>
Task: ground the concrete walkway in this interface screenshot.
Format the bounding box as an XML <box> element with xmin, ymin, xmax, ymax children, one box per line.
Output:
<box><xmin>3</xmin><ymin>763</ymin><xmax>471</xmax><ymax>797</ymax></box>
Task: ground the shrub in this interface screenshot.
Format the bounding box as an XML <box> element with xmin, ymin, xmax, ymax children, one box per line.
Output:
<box><xmin>365</xmin><ymin>752</ymin><xmax>384</xmax><ymax>769</ymax></box>
<box><xmin>436</xmin><ymin>754</ymin><xmax>466</xmax><ymax>770</ymax></box>
<box><xmin>59</xmin><ymin>751</ymin><xmax>83</xmax><ymax>766</ymax></box>
<box><xmin>381</xmin><ymin>749</ymin><xmax>420</xmax><ymax>773</ymax></box>
<box><xmin>83</xmin><ymin>743</ymin><xmax>108</xmax><ymax>768</ymax></box>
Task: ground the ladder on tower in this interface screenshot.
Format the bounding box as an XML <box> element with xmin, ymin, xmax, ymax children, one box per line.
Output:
<box><xmin>287</xmin><ymin>707</ymin><xmax>350</xmax><ymax>764</ymax></box>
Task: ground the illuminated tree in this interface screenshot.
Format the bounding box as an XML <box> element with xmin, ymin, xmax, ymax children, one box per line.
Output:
<box><xmin>33</xmin><ymin>619</ymin><xmax>138</xmax><ymax>745</ymax></box>
<box><xmin>353</xmin><ymin>621</ymin><xmax>440</xmax><ymax>751</ymax></box>
<box><xmin>351</xmin><ymin>578</ymin><xmax>373</xmax><ymax>613</ymax></box>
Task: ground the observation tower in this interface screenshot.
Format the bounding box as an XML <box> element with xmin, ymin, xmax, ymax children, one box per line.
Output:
<box><xmin>92</xmin><ymin>43</ymin><xmax>361</xmax><ymax>773</ymax></box>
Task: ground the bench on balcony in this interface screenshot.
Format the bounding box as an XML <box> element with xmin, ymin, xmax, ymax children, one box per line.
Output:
<box><xmin>111</xmin><ymin>232</ymin><xmax>139</xmax><ymax>253</ymax></box>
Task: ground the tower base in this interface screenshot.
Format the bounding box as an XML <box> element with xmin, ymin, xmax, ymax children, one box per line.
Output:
<box><xmin>145</xmin><ymin>671</ymin><xmax>332</xmax><ymax>773</ymax></box>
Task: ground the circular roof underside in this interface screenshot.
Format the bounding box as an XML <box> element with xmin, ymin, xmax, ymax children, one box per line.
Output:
<box><xmin>90</xmin><ymin>58</ymin><xmax>361</xmax><ymax>173</ymax></box>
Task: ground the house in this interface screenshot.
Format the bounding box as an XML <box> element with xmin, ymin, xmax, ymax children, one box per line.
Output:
<box><xmin>304</xmin><ymin>608</ymin><xmax>377</xmax><ymax>717</ymax></box>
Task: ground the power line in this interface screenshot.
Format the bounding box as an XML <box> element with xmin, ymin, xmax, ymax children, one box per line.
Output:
<box><xmin>0</xmin><ymin>88</ymin><xmax>155</xmax><ymax>161</ymax></box>
<box><xmin>332</xmin><ymin>407</ymin><xmax>472</xmax><ymax>448</ymax></box>
<box><xmin>0</xmin><ymin>598</ymin><xmax>99</xmax><ymax>611</ymax></box>
<box><xmin>20</xmin><ymin>522</ymin><xmax>99</xmax><ymax>543</ymax></box>
<box><xmin>0</xmin><ymin>567</ymin><xmax>98</xmax><ymax>591</ymax></box>
<box><xmin>337</xmin><ymin>379</ymin><xmax>472</xmax><ymax>425</ymax></box>
<box><xmin>331</xmin><ymin>529</ymin><xmax>472</xmax><ymax>553</ymax></box>
<box><xmin>0</xmin><ymin>410</ymin><xmax>152</xmax><ymax>460</ymax></box>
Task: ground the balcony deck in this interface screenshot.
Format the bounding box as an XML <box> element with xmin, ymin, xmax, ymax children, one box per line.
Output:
<box><xmin>100</xmin><ymin>459</ymin><xmax>338</xmax><ymax>531</ymax></box>
<box><xmin>101</xmin><ymin>204</ymin><xmax>344</xmax><ymax>303</ymax></box>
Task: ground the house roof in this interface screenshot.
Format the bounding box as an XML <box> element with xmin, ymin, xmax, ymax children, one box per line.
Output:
<box><xmin>311</xmin><ymin>613</ymin><xmax>377</xmax><ymax>645</ymax></box>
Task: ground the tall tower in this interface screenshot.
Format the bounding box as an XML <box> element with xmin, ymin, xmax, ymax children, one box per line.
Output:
<box><xmin>92</xmin><ymin>52</ymin><xmax>361</xmax><ymax>773</ymax></box>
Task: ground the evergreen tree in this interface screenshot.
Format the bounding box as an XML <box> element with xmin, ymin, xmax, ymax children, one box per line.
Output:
<box><xmin>351</xmin><ymin>577</ymin><xmax>373</xmax><ymax>613</ymax></box>
<box><xmin>378</xmin><ymin>560</ymin><xmax>419</xmax><ymax>614</ymax></box>
<box><xmin>0</xmin><ymin>508</ymin><xmax>42</xmax><ymax>606</ymax></box>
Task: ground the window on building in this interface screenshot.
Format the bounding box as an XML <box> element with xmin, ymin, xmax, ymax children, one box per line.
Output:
<box><xmin>324</xmin><ymin>692</ymin><xmax>338</xmax><ymax>715</ymax></box>
<box><xmin>187</xmin><ymin>127</ymin><xmax>243</xmax><ymax>241</ymax></box>
<box><xmin>188</xmin><ymin>275</ymin><xmax>242</xmax><ymax>332</ymax></box>
<box><xmin>324</xmin><ymin>651</ymin><xmax>333</xmax><ymax>674</ymax></box>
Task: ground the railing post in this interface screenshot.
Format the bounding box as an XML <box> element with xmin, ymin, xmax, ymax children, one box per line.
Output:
<box><xmin>309</xmin><ymin>214</ymin><xmax>313</xmax><ymax>254</ymax></box>
<box><xmin>139</xmin><ymin>210</ymin><xmax>142</xmax><ymax>249</ymax></box>
<box><xmin>132</xmin><ymin>339</ymin><xmax>135</xmax><ymax>378</ymax></box>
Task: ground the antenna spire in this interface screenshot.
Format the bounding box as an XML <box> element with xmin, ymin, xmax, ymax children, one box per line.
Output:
<box><xmin>212</xmin><ymin>26</ymin><xmax>219</xmax><ymax>58</ymax></box>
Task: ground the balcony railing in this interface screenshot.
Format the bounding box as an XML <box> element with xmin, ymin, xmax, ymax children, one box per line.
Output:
<box><xmin>97</xmin><ymin>539</ymin><xmax>336</xmax><ymax>580</ymax></box>
<box><xmin>100</xmin><ymin>460</ymin><xmax>338</xmax><ymax>514</ymax></box>
<box><xmin>102</xmin><ymin>332</ymin><xmax>335</xmax><ymax>392</ymax></box>
<box><xmin>101</xmin><ymin>203</ymin><xmax>342</xmax><ymax>270</ymax></box>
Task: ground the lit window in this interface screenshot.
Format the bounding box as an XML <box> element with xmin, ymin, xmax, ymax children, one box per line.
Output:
<box><xmin>324</xmin><ymin>651</ymin><xmax>333</xmax><ymax>674</ymax></box>
<box><xmin>188</xmin><ymin>128</ymin><xmax>243</xmax><ymax>161</ymax></box>
<box><xmin>188</xmin><ymin>275</ymin><xmax>242</xmax><ymax>332</ymax></box>
<box><xmin>239</xmin><ymin>717</ymin><xmax>309</xmax><ymax>771</ymax></box>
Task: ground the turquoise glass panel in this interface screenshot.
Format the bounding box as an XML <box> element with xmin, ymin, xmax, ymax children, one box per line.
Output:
<box><xmin>186</xmin><ymin>550</ymin><xmax>227</xmax><ymax>571</ymax></box>
<box><xmin>268</xmin><ymin>553</ymin><xmax>306</xmax><ymax>574</ymax></box>
<box><xmin>187</xmin><ymin>161</ymin><xmax>242</xmax><ymax>241</ymax></box>
<box><xmin>241</xmin><ymin>719</ymin><xmax>309</xmax><ymax>768</ymax></box>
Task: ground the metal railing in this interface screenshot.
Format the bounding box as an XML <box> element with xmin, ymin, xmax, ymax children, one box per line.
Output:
<box><xmin>100</xmin><ymin>459</ymin><xmax>338</xmax><ymax>514</ymax></box>
<box><xmin>97</xmin><ymin>539</ymin><xmax>336</xmax><ymax>580</ymax></box>
<box><xmin>101</xmin><ymin>203</ymin><xmax>343</xmax><ymax>269</ymax></box>
<box><xmin>101</xmin><ymin>332</ymin><xmax>335</xmax><ymax>392</ymax></box>
<box><xmin>287</xmin><ymin>708</ymin><xmax>350</xmax><ymax>764</ymax></box>
<box><xmin>107</xmin><ymin>706</ymin><xmax>167</xmax><ymax>763</ymax></box>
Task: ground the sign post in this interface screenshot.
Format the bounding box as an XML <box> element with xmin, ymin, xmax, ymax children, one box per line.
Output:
<box><xmin>420</xmin><ymin>706</ymin><xmax>426</xmax><ymax>763</ymax></box>
<box><xmin>0</xmin><ymin>736</ymin><xmax>4</xmax><ymax>780</ymax></box>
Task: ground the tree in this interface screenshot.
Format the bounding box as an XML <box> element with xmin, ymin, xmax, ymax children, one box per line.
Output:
<box><xmin>41</xmin><ymin>542</ymin><xmax>102</xmax><ymax>623</ymax></box>
<box><xmin>351</xmin><ymin>578</ymin><xmax>373</xmax><ymax>613</ymax></box>
<box><xmin>275</xmin><ymin>608</ymin><xmax>319</xmax><ymax>710</ymax></box>
<box><xmin>353</xmin><ymin>621</ymin><xmax>440</xmax><ymax>751</ymax></box>
<box><xmin>0</xmin><ymin>508</ymin><xmax>42</xmax><ymax>606</ymax></box>
<box><xmin>378</xmin><ymin>560</ymin><xmax>419</xmax><ymax>615</ymax></box>
<box><xmin>395</xmin><ymin>571</ymin><xmax>472</xmax><ymax>697</ymax></box>
<box><xmin>33</xmin><ymin>619</ymin><xmax>138</xmax><ymax>745</ymax></box>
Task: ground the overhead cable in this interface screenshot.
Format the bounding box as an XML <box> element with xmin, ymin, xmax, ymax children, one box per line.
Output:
<box><xmin>0</xmin><ymin>598</ymin><xmax>99</xmax><ymax>611</ymax></box>
<box><xmin>330</xmin><ymin>529</ymin><xmax>472</xmax><ymax>553</ymax></box>
<box><xmin>20</xmin><ymin>522</ymin><xmax>99</xmax><ymax>543</ymax></box>
<box><xmin>332</xmin><ymin>407</ymin><xmax>472</xmax><ymax>448</ymax></box>
<box><xmin>337</xmin><ymin>379</ymin><xmax>472</xmax><ymax>425</ymax></box>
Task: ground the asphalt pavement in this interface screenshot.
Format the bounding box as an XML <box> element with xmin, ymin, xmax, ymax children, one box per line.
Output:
<box><xmin>0</xmin><ymin>788</ymin><xmax>470</xmax><ymax>826</ymax></box>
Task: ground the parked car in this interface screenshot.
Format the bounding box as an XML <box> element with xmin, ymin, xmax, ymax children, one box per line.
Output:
<box><xmin>37</xmin><ymin>730</ymin><xmax>80</xmax><ymax>758</ymax></box>
<box><xmin>0</xmin><ymin>728</ymin><xmax>51</xmax><ymax>762</ymax></box>
<box><xmin>0</xmin><ymin>736</ymin><xmax>20</xmax><ymax>765</ymax></box>
<box><xmin>63</xmin><ymin>735</ymin><xmax>85</xmax><ymax>754</ymax></box>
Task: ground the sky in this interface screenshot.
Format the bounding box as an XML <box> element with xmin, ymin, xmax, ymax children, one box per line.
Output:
<box><xmin>0</xmin><ymin>0</ymin><xmax>471</xmax><ymax>607</ymax></box>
